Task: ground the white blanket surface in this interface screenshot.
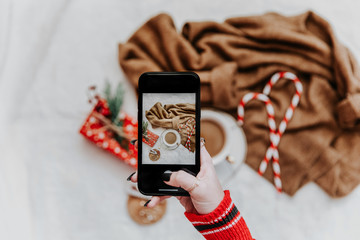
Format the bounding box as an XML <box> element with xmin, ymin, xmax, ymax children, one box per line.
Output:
<box><xmin>1</xmin><ymin>0</ymin><xmax>359</xmax><ymax>239</ymax></box>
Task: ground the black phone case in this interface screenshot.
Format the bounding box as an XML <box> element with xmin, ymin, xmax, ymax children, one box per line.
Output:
<box><xmin>137</xmin><ymin>72</ymin><xmax>201</xmax><ymax>196</ymax></box>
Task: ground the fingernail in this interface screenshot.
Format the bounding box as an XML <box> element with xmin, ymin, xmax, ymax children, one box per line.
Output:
<box><xmin>130</xmin><ymin>139</ymin><xmax>137</xmax><ymax>145</ymax></box>
<box><xmin>200</xmin><ymin>137</ymin><xmax>205</xmax><ymax>147</ymax></box>
<box><xmin>144</xmin><ymin>200</ymin><xmax>151</xmax><ymax>207</ymax></box>
<box><xmin>162</xmin><ymin>170</ymin><xmax>172</xmax><ymax>181</ymax></box>
<box><xmin>127</xmin><ymin>172</ymin><xmax>136</xmax><ymax>181</ymax></box>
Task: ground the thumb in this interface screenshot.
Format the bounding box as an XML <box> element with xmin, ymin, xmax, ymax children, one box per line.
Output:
<box><xmin>163</xmin><ymin>170</ymin><xmax>198</xmax><ymax>192</ymax></box>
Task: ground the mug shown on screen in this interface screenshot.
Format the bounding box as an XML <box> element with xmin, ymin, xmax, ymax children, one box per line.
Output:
<box><xmin>165</xmin><ymin>132</ymin><xmax>177</xmax><ymax>144</ymax></box>
<box><xmin>162</xmin><ymin>129</ymin><xmax>181</xmax><ymax>149</ymax></box>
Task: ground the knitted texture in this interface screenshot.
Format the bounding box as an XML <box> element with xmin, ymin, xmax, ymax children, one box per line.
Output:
<box><xmin>185</xmin><ymin>191</ymin><xmax>253</xmax><ymax>240</ymax></box>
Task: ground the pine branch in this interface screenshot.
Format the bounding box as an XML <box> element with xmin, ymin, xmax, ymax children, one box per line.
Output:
<box><xmin>104</xmin><ymin>81</ymin><xmax>124</xmax><ymax>123</ymax></box>
<box><xmin>104</xmin><ymin>81</ymin><xmax>112</xmax><ymax>108</ymax></box>
<box><xmin>112</xmin><ymin>83</ymin><xmax>124</xmax><ymax>122</ymax></box>
<box><xmin>142</xmin><ymin>121</ymin><xmax>149</xmax><ymax>141</ymax></box>
<box><xmin>103</xmin><ymin>81</ymin><xmax>127</xmax><ymax>147</ymax></box>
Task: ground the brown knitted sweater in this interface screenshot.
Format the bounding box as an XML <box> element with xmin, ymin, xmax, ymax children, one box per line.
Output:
<box><xmin>118</xmin><ymin>11</ymin><xmax>360</xmax><ymax>197</ymax></box>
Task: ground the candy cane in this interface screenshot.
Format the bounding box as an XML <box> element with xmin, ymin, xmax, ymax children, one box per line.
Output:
<box><xmin>238</xmin><ymin>93</ymin><xmax>281</xmax><ymax>190</ymax></box>
<box><xmin>185</xmin><ymin>125</ymin><xmax>196</xmax><ymax>150</ymax></box>
<box><xmin>263</xmin><ymin>72</ymin><xmax>303</xmax><ymax>137</ymax></box>
<box><xmin>260</xmin><ymin>72</ymin><xmax>303</xmax><ymax>192</ymax></box>
<box><xmin>178</xmin><ymin>118</ymin><xmax>196</xmax><ymax>152</ymax></box>
<box><xmin>238</xmin><ymin>72</ymin><xmax>303</xmax><ymax>193</ymax></box>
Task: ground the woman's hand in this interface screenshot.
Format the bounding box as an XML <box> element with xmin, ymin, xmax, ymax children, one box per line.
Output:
<box><xmin>128</xmin><ymin>140</ymin><xmax>224</xmax><ymax>215</ymax></box>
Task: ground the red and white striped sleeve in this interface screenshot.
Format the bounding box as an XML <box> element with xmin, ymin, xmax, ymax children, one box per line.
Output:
<box><xmin>184</xmin><ymin>190</ymin><xmax>254</xmax><ymax>240</ymax></box>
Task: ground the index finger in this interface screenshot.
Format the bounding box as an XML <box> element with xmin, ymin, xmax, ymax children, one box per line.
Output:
<box><xmin>200</xmin><ymin>145</ymin><xmax>213</xmax><ymax>167</ymax></box>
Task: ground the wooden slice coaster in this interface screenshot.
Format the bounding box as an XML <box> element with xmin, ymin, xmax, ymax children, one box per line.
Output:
<box><xmin>149</xmin><ymin>149</ymin><xmax>160</xmax><ymax>161</ymax></box>
<box><xmin>127</xmin><ymin>196</ymin><xmax>167</xmax><ymax>225</ymax></box>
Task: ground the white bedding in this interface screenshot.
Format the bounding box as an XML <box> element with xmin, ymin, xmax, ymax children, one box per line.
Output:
<box><xmin>1</xmin><ymin>0</ymin><xmax>360</xmax><ymax>239</ymax></box>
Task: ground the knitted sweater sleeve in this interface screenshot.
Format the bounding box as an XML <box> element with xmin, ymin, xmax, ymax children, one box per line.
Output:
<box><xmin>184</xmin><ymin>190</ymin><xmax>254</xmax><ymax>240</ymax></box>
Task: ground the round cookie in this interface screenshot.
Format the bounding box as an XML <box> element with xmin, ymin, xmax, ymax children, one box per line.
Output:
<box><xmin>149</xmin><ymin>149</ymin><xmax>160</xmax><ymax>161</ymax></box>
<box><xmin>127</xmin><ymin>196</ymin><xmax>167</xmax><ymax>225</ymax></box>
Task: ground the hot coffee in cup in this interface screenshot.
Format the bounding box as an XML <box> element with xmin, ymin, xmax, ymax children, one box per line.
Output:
<box><xmin>200</xmin><ymin>109</ymin><xmax>234</xmax><ymax>165</ymax></box>
<box><xmin>164</xmin><ymin>132</ymin><xmax>177</xmax><ymax>145</ymax></box>
<box><xmin>200</xmin><ymin>119</ymin><xmax>225</xmax><ymax>157</ymax></box>
<box><xmin>162</xmin><ymin>129</ymin><xmax>180</xmax><ymax>149</ymax></box>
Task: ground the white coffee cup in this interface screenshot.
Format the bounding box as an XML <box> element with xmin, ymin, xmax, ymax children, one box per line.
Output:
<box><xmin>162</xmin><ymin>129</ymin><xmax>180</xmax><ymax>150</ymax></box>
<box><xmin>201</xmin><ymin>109</ymin><xmax>232</xmax><ymax>165</ymax></box>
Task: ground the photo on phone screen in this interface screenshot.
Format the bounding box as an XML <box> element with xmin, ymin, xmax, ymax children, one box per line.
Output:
<box><xmin>142</xmin><ymin>93</ymin><xmax>196</xmax><ymax>165</ymax></box>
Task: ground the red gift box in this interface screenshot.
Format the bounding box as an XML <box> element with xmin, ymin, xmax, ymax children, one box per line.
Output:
<box><xmin>79</xmin><ymin>98</ymin><xmax>138</xmax><ymax>168</ymax></box>
<box><xmin>142</xmin><ymin>129</ymin><xmax>159</xmax><ymax>147</ymax></box>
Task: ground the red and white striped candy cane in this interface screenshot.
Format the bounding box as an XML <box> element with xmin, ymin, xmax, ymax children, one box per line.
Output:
<box><xmin>185</xmin><ymin>124</ymin><xmax>196</xmax><ymax>150</ymax></box>
<box><xmin>260</xmin><ymin>72</ymin><xmax>303</xmax><ymax>192</ymax></box>
<box><xmin>238</xmin><ymin>72</ymin><xmax>303</xmax><ymax>193</ymax></box>
<box><xmin>263</xmin><ymin>72</ymin><xmax>303</xmax><ymax>137</ymax></box>
<box><xmin>238</xmin><ymin>93</ymin><xmax>276</xmax><ymax>134</ymax></box>
<box><xmin>178</xmin><ymin>118</ymin><xmax>196</xmax><ymax>152</ymax></box>
<box><xmin>238</xmin><ymin>92</ymin><xmax>280</xmax><ymax>190</ymax></box>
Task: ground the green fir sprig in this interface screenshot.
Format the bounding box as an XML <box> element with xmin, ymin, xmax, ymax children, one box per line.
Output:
<box><xmin>104</xmin><ymin>81</ymin><xmax>124</xmax><ymax>124</ymax></box>
<box><xmin>103</xmin><ymin>81</ymin><xmax>128</xmax><ymax>150</ymax></box>
<box><xmin>142</xmin><ymin>120</ymin><xmax>149</xmax><ymax>141</ymax></box>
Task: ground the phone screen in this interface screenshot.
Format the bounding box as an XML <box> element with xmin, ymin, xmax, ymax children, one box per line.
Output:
<box><xmin>138</xmin><ymin>72</ymin><xmax>200</xmax><ymax>196</ymax></box>
<box><xmin>142</xmin><ymin>93</ymin><xmax>196</xmax><ymax>165</ymax></box>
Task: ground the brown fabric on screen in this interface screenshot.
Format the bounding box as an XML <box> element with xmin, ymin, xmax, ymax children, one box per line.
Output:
<box><xmin>146</xmin><ymin>102</ymin><xmax>196</xmax><ymax>152</ymax></box>
<box><xmin>119</xmin><ymin>11</ymin><xmax>360</xmax><ymax>197</ymax></box>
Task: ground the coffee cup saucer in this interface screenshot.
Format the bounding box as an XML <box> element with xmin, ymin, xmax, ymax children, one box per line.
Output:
<box><xmin>161</xmin><ymin>129</ymin><xmax>181</xmax><ymax>150</ymax></box>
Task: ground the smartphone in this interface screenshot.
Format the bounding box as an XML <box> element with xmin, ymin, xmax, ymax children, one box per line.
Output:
<box><xmin>137</xmin><ymin>72</ymin><xmax>201</xmax><ymax>196</ymax></box>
